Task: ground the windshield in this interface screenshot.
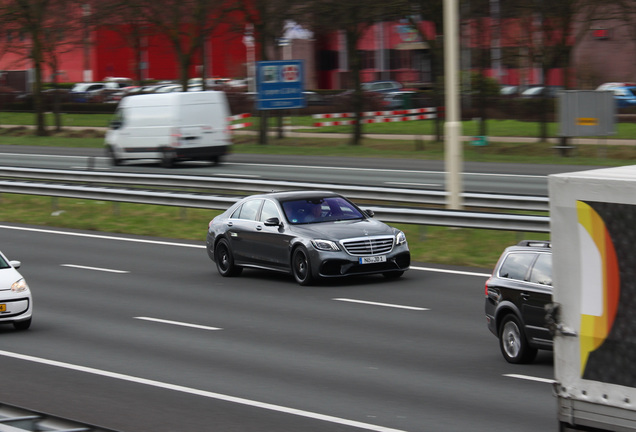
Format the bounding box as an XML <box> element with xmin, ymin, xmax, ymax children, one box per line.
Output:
<box><xmin>0</xmin><ymin>255</ymin><xmax>9</xmax><ymax>269</ymax></box>
<box><xmin>282</xmin><ymin>196</ymin><xmax>365</xmax><ymax>225</ymax></box>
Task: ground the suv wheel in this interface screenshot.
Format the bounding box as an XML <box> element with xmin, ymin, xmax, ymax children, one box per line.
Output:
<box><xmin>499</xmin><ymin>314</ymin><xmax>537</xmax><ymax>364</ymax></box>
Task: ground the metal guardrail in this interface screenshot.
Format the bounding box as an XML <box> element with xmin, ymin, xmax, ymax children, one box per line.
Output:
<box><xmin>0</xmin><ymin>402</ymin><xmax>118</xmax><ymax>432</ymax></box>
<box><xmin>0</xmin><ymin>179</ymin><xmax>549</xmax><ymax>233</ymax></box>
<box><xmin>0</xmin><ymin>166</ymin><xmax>549</xmax><ymax>211</ymax></box>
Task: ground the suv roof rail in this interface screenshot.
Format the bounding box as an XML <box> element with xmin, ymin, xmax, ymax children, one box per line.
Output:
<box><xmin>516</xmin><ymin>240</ymin><xmax>551</xmax><ymax>248</ymax></box>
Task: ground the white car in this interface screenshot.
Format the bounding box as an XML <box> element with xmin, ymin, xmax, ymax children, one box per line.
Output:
<box><xmin>0</xmin><ymin>251</ymin><xmax>32</xmax><ymax>330</ymax></box>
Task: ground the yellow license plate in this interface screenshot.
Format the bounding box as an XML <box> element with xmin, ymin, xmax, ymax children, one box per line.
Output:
<box><xmin>0</xmin><ymin>304</ymin><xmax>5</xmax><ymax>312</ymax></box>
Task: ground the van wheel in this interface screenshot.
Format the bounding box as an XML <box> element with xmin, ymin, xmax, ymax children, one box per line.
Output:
<box><xmin>107</xmin><ymin>146</ymin><xmax>122</xmax><ymax>166</ymax></box>
<box><xmin>161</xmin><ymin>148</ymin><xmax>176</xmax><ymax>168</ymax></box>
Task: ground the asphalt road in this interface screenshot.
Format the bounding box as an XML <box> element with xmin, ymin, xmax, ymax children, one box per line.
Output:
<box><xmin>0</xmin><ymin>144</ymin><xmax>602</xmax><ymax>197</ymax></box>
<box><xmin>0</xmin><ymin>223</ymin><xmax>556</xmax><ymax>432</ymax></box>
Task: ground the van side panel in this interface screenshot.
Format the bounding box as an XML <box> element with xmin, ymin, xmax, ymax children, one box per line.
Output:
<box><xmin>105</xmin><ymin>92</ymin><xmax>231</xmax><ymax>165</ymax></box>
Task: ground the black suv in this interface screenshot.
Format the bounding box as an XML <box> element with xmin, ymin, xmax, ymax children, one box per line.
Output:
<box><xmin>485</xmin><ymin>240</ymin><xmax>552</xmax><ymax>363</ymax></box>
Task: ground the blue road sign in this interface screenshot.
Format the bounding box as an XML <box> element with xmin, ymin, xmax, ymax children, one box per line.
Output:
<box><xmin>256</xmin><ymin>60</ymin><xmax>305</xmax><ymax>110</ymax></box>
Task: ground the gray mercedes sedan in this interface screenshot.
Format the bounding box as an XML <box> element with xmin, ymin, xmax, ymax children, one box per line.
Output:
<box><xmin>206</xmin><ymin>191</ymin><xmax>410</xmax><ymax>285</ymax></box>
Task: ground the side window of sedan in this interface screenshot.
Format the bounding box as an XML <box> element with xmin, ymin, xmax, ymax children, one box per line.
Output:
<box><xmin>499</xmin><ymin>253</ymin><xmax>535</xmax><ymax>281</ymax></box>
<box><xmin>260</xmin><ymin>200</ymin><xmax>280</xmax><ymax>222</ymax></box>
<box><xmin>232</xmin><ymin>199</ymin><xmax>262</xmax><ymax>221</ymax></box>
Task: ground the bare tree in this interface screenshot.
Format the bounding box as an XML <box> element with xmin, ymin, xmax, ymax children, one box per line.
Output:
<box><xmin>0</xmin><ymin>0</ymin><xmax>81</xmax><ymax>135</ymax></box>
<box><xmin>233</xmin><ymin>0</ymin><xmax>301</xmax><ymax>145</ymax></box>
<box><xmin>305</xmin><ymin>0</ymin><xmax>410</xmax><ymax>145</ymax></box>
<box><xmin>404</xmin><ymin>0</ymin><xmax>444</xmax><ymax>142</ymax></box>
<box><xmin>125</xmin><ymin>0</ymin><xmax>228</xmax><ymax>91</ymax></box>
<box><xmin>509</xmin><ymin>0</ymin><xmax>601</xmax><ymax>141</ymax></box>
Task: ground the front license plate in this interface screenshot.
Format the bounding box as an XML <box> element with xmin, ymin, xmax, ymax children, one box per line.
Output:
<box><xmin>359</xmin><ymin>256</ymin><xmax>387</xmax><ymax>264</ymax></box>
<box><xmin>0</xmin><ymin>304</ymin><xmax>5</xmax><ymax>312</ymax></box>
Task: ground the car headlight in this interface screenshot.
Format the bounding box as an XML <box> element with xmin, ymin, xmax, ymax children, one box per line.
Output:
<box><xmin>311</xmin><ymin>239</ymin><xmax>340</xmax><ymax>251</ymax></box>
<box><xmin>11</xmin><ymin>278</ymin><xmax>29</xmax><ymax>293</ymax></box>
<box><xmin>395</xmin><ymin>230</ymin><xmax>407</xmax><ymax>245</ymax></box>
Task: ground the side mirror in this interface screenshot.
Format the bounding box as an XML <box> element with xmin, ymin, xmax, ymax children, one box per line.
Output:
<box><xmin>264</xmin><ymin>217</ymin><xmax>282</xmax><ymax>227</ymax></box>
<box><xmin>9</xmin><ymin>260</ymin><xmax>21</xmax><ymax>269</ymax></box>
<box><xmin>109</xmin><ymin>120</ymin><xmax>122</xmax><ymax>130</ymax></box>
<box><xmin>364</xmin><ymin>209</ymin><xmax>375</xmax><ymax>218</ymax></box>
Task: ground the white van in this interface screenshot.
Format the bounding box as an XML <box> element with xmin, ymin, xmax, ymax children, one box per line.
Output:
<box><xmin>105</xmin><ymin>91</ymin><xmax>231</xmax><ymax>167</ymax></box>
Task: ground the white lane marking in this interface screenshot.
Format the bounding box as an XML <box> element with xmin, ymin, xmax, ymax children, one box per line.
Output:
<box><xmin>411</xmin><ymin>266</ymin><xmax>490</xmax><ymax>278</ymax></box>
<box><xmin>134</xmin><ymin>316</ymin><xmax>222</xmax><ymax>331</ymax></box>
<box><xmin>504</xmin><ymin>374</ymin><xmax>556</xmax><ymax>384</ymax></box>
<box><xmin>0</xmin><ymin>226</ymin><xmax>491</xmax><ymax>278</ymax></box>
<box><xmin>333</xmin><ymin>298</ymin><xmax>429</xmax><ymax>311</ymax></box>
<box><xmin>0</xmin><ymin>349</ymin><xmax>407</xmax><ymax>432</ymax></box>
<box><xmin>385</xmin><ymin>182</ymin><xmax>440</xmax><ymax>187</ymax></box>
<box><xmin>216</xmin><ymin>173</ymin><xmax>261</xmax><ymax>178</ymax></box>
<box><xmin>61</xmin><ymin>264</ymin><xmax>129</xmax><ymax>274</ymax></box>
<box><xmin>0</xmin><ymin>225</ymin><xmax>203</xmax><ymax>249</ymax></box>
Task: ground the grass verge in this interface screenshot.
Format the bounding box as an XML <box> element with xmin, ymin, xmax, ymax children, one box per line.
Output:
<box><xmin>0</xmin><ymin>194</ymin><xmax>549</xmax><ymax>269</ymax></box>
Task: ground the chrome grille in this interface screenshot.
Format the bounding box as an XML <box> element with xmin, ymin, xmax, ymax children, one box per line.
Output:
<box><xmin>341</xmin><ymin>236</ymin><xmax>394</xmax><ymax>256</ymax></box>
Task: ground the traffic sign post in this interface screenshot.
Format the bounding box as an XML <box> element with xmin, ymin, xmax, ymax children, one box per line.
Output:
<box><xmin>256</xmin><ymin>60</ymin><xmax>305</xmax><ymax>110</ymax></box>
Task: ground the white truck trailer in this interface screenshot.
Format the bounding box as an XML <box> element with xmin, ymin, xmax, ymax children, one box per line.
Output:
<box><xmin>549</xmin><ymin>165</ymin><xmax>636</xmax><ymax>431</ymax></box>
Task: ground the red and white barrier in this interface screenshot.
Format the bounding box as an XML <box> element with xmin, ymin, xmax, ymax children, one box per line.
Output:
<box><xmin>312</xmin><ymin>107</ymin><xmax>439</xmax><ymax>127</ymax></box>
<box><xmin>314</xmin><ymin>114</ymin><xmax>437</xmax><ymax>128</ymax></box>
<box><xmin>228</xmin><ymin>113</ymin><xmax>252</xmax><ymax>130</ymax></box>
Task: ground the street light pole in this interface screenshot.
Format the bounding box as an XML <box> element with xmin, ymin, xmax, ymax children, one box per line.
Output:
<box><xmin>444</xmin><ymin>0</ymin><xmax>463</xmax><ymax>210</ymax></box>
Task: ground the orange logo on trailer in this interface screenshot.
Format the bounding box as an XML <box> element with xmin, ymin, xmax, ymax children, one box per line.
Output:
<box><xmin>577</xmin><ymin>201</ymin><xmax>620</xmax><ymax>378</ymax></box>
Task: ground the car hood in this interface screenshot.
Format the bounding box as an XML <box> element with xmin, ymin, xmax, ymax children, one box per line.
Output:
<box><xmin>0</xmin><ymin>267</ymin><xmax>23</xmax><ymax>291</ymax></box>
<box><xmin>291</xmin><ymin>218</ymin><xmax>396</xmax><ymax>240</ymax></box>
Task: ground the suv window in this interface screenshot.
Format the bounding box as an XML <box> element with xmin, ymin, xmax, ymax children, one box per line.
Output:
<box><xmin>498</xmin><ymin>252</ymin><xmax>535</xmax><ymax>280</ymax></box>
<box><xmin>528</xmin><ymin>253</ymin><xmax>552</xmax><ymax>285</ymax></box>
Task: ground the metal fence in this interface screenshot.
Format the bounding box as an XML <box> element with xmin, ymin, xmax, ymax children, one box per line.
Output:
<box><xmin>0</xmin><ymin>167</ymin><xmax>549</xmax><ymax>233</ymax></box>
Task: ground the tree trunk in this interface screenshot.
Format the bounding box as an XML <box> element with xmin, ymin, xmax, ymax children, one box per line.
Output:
<box><xmin>347</xmin><ymin>29</ymin><xmax>362</xmax><ymax>146</ymax></box>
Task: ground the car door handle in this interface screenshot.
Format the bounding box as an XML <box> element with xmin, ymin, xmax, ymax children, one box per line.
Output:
<box><xmin>521</xmin><ymin>293</ymin><xmax>530</xmax><ymax>300</ymax></box>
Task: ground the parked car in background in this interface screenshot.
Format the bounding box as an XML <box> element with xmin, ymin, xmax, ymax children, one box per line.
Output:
<box><xmin>499</xmin><ymin>85</ymin><xmax>519</xmax><ymax>96</ymax></box>
<box><xmin>485</xmin><ymin>240</ymin><xmax>552</xmax><ymax>364</ymax></box>
<box><xmin>206</xmin><ymin>191</ymin><xmax>410</xmax><ymax>286</ymax></box>
<box><xmin>382</xmin><ymin>90</ymin><xmax>417</xmax><ymax>109</ymax></box>
<box><xmin>361</xmin><ymin>80</ymin><xmax>403</xmax><ymax>93</ymax></box>
<box><xmin>520</xmin><ymin>86</ymin><xmax>563</xmax><ymax>98</ymax></box>
<box><xmin>0</xmin><ymin>250</ymin><xmax>32</xmax><ymax>330</ymax></box>
<box><xmin>70</xmin><ymin>82</ymin><xmax>126</xmax><ymax>102</ymax></box>
<box><xmin>596</xmin><ymin>82</ymin><xmax>636</xmax><ymax>108</ymax></box>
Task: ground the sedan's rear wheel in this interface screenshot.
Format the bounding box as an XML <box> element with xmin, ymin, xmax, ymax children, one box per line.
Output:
<box><xmin>499</xmin><ymin>314</ymin><xmax>537</xmax><ymax>364</ymax></box>
<box><xmin>215</xmin><ymin>239</ymin><xmax>242</xmax><ymax>277</ymax></box>
<box><xmin>292</xmin><ymin>248</ymin><xmax>314</xmax><ymax>286</ymax></box>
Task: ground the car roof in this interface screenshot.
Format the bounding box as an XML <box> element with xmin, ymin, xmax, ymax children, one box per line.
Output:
<box><xmin>241</xmin><ymin>190</ymin><xmax>342</xmax><ymax>202</ymax></box>
<box><xmin>504</xmin><ymin>240</ymin><xmax>551</xmax><ymax>253</ymax></box>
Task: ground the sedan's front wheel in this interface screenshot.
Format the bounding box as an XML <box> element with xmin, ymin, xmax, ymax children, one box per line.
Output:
<box><xmin>292</xmin><ymin>248</ymin><xmax>314</xmax><ymax>286</ymax></box>
<box><xmin>215</xmin><ymin>239</ymin><xmax>242</xmax><ymax>277</ymax></box>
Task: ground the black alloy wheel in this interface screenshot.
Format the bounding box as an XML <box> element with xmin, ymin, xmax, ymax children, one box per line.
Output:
<box><xmin>215</xmin><ymin>239</ymin><xmax>242</xmax><ymax>277</ymax></box>
<box><xmin>292</xmin><ymin>248</ymin><xmax>314</xmax><ymax>286</ymax></box>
